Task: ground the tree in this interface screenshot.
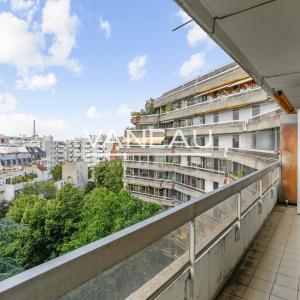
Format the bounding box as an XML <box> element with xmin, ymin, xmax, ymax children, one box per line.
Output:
<box><xmin>61</xmin><ymin>188</ymin><xmax>161</xmax><ymax>253</ymax></box>
<box><xmin>93</xmin><ymin>159</ymin><xmax>123</xmax><ymax>193</ymax></box>
<box><xmin>84</xmin><ymin>181</ymin><xmax>96</xmax><ymax>194</ymax></box>
<box><xmin>6</xmin><ymin>195</ymin><xmax>50</xmax><ymax>268</ymax></box>
<box><xmin>21</xmin><ymin>181</ymin><xmax>56</xmax><ymax>200</ymax></box>
<box><xmin>51</xmin><ymin>164</ymin><xmax>62</xmax><ymax>181</ymax></box>
<box><xmin>44</xmin><ymin>184</ymin><xmax>85</xmax><ymax>256</ymax></box>
<box><xmin>0</xmin><ymin>200</ymin><xmax>9</xmax><ymax>218</ymax></box>
<box><xmin>0</xmin><ymin>218</ymin><xmax>25</xmax><ymax>280</ymax></box>
<box><xmin>2</xmin><ymin>181</ymin><xmax>161</xmax><ymax>274</ymax></box>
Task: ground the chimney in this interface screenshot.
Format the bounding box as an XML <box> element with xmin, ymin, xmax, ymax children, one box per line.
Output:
<box><xmin>33</xmin><ymin>120</ymin><xmax>36</xmax><ymax>137</ymax></box>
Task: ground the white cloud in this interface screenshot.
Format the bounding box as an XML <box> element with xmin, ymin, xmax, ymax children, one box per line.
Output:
<box><xmin>127</xmin><ymin>54</ymin><xmax>148</xmax><ymax>81</ymax></box>
<box><xmin>179</xmin><ymin>53</ymin><xmax>206</xmax><ymax>78</ymax></box>
<box><xmin>0</xmin><ymin>12</ymin><xmax>43</xmax><ymax>71</ymax></box>
<box><xmin>10</xmin><ymin>0</ymin><xmax>39</xmax><ymax>22</ymax></box>
<box><xmin>177</xmin><ymin>10</ymin><xmax>209</xmax><ymax>47</ymax></box>
<box><xmin>15</xmin><ymin>72</ymin><xmax>57</xmax><ymax>90</ymax></box>
<box><xmin>0</xmin><ymin>113</ymin><xmax>65</xmax><ymax>136</ymax></box>
<box><xmin>0</xmin><ymin>1</ymin><xmax>81</xmax><ymax>89</ymax></box>
<box><xmin>42</xmin><ymin>0</ymin><xmax>81</xmax><ymax>74</ymax></box>
<box><xmin>99</xmin><ymin>16</ymin><xmax>111</xmax><ymax>38</ymax></box>
<box><xmin>86</xmin><ymin>106</ymin><xmax>99</xmax><ymax>119</ymax></box>
<box><xmin>0</xmin><ymin>92</ymin><xmax>17</xmax><ymax>113</ymax></box>
<box><xmin>117</xmin><ymin>103</ymin><xmax>131</xmax><ymax>118</ymax></box>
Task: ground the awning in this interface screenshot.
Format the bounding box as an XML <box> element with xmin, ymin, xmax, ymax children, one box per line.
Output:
<box><xmin>195</xmin><ymin>77</ymin><xmax>251</xmax><ymax>97</ymax></box>
<box><xmin>228</xmin><ymin>77</ymin><xmax>252</xmax><ymax>87</ymax></box>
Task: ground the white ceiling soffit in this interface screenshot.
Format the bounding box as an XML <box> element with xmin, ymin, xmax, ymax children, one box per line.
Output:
<box><xmin>175</xmin><ymin>0</ymin><xmax>300</xmax><ymax>110</ymax></box>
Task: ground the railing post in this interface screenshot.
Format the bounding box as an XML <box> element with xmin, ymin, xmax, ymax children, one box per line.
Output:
<box><xmin>236</xmin><ymin>192</ymin><xmax>241</xmax><ymax>242</ymax></box>
<box><xmin>258</xmin><ymin>179</ymin><xmax>263</xmax><ymax>214</ymax></box>
<box><xmin>187</xmin><ymin>218</ymin><xmax>196</xmax><ymax>299</ymax></box>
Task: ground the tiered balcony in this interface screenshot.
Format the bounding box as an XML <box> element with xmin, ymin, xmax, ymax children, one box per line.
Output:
<box><xmin>124</xmin><ymin>160</ymin><xmax>225</xmax><ymax>183</ymax></box>
<box><xmin>125</xmin><ymin>147</ymin><xmax>277</xmax><ymax>170</ymax></box>
<box><xmin>0</xmin><ymin>161</ymin><xmax>281</xmax><ymax>300</ymax></box>
<box><xmin>123</xmin><ymin>175</ymin><xmax>206</xmax><ymax>199</ymax></box>
<box><xmin>131</xmin><ymin>88</ymin><xmax>268</xmax><ymax>126</ymax></box>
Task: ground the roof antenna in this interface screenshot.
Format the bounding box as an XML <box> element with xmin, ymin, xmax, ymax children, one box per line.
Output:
<box><xmin>172</xmin><ymin>19</ymin><xmax>193</xmax><ymax>32</ymax></box>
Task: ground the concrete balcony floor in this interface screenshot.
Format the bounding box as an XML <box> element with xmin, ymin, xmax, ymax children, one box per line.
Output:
<box><xmin>217</xmin><ymin>206</ymin><xmax>300</xmax><ymax>300</ymax></box>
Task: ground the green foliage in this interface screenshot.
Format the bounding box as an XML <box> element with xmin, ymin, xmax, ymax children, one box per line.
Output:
<box><xmin>6</xmin><ymin>195</ymin><xmax>50</xmax><ymax>268</ymax></box>
<box><xmin>93</xmin><ymin>159</ymin><xmax>123</xmax><ymax>193</ymax></box>
<box><xmin>44</xmin><ymin>184</ymin><xmax>85</xmax><ymax>256</ymax></box>
<box><xmin>61</xmin><ymin>188</ymin><xmax>161</xmax><ymax>253</ymax></box>
<box><xmin>1</xmin><ymin>163</ymin><xmax>161</xmax><ymax>278</ymax></box>
<box><xmin>0</xmin><ymin>218</ymin><xmax>25</xmax><ymax>279</ymax></box>
<box><xmin>21</xmin><ymin>181</ymin><xmax>57</xmax><ymax>200</ymax></box>
<box><xmin>6</xmin><ymin>173</ymin><xmax>37</xmax><ymax>185</ymax></box>
<box><xmin>51</xmin><ymin>164</ymin><xmax>62</xmax><ymax>181</ymax></box>
<box><xmin>4</xmin><ymin>184</ymin><xmax>84</xmax><ymax>268</ymax></box>
<box><xmin>131</xmin><ymin>101</ymin><xmax>155</xmax><ymax>116</ymax></box>
<box><xmin>84</xmin><ymin>181</ymin><xmax>96</xmax><ymax>194</ymax></box>
<box><xmin>0</xmin><ymin>257</ymin><xmax>24</xmax><ymax>281</ymax></box>
<box><xmin>0</xmin><ymin>200</ymin><xmax>9</xmax><ymax>218</ymax></box>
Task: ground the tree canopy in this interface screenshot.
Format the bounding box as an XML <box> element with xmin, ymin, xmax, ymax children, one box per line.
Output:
<box><xmin>51</xmin><ymin>164</ymin><xmax>62</xmax><ymax>181</ymax></box>
<box><xmin>21</xmin><ymin>181</ymin><xmax>57</xmax><ymax>200</ymax></box>
<box><xmin>92</xmin><ymin>159</ymin><xmax>123</xmax><ymax>193</ymax></box>
<box><xmin>0</xmin><ymin>159</ymin><xmax>162</xmax><ymax>280</ymax></box>
<box><xmin>62</xmin><ymin>188</ymin><xmax>161</xmax><ymax>253</ymax></box>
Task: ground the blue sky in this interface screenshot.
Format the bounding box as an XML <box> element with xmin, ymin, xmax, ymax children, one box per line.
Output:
<box><xmin>0</xmin><ymin>0</ymin><xmax>230</xmax><ymax>139</ymax></box>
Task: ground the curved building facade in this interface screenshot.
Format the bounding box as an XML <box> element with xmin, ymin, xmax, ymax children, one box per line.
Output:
<box><xmin>123</xmin><ymin>62</ymin><xmax>281</xmax><ymax>206</ymax></box>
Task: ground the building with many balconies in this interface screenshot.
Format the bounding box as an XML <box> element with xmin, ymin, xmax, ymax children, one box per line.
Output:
<box><xmin>123</xmin><ymin>62</ymin><xmax>282</xmax><ymax>206</ymax></box>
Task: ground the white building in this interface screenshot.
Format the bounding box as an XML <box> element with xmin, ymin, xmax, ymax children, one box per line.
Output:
<box><xmin>61</xmin><ymin>161</ymin><xmax>88</xmax><ymax>188</ymax></box>
<box><xmin>0</xmin><ymin>164</ymin><xmax>49</xmax><ymax>201</ymax></box>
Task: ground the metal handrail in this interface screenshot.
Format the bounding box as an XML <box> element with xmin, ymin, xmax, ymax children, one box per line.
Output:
<box><xmin>0</xmin><ymin>161</ymin><xmax>279</xmax><ymax>300</ymax></box>
<box><xmin>124</xmin><ymin>160</ymin><xmax>226</xmax><ymax>176</ymax></box>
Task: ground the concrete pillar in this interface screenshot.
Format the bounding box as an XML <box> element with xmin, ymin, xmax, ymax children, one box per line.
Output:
<box><xmin>297</xmin><ymin>109</ymin><xmax>300</xmax><ymax>214</ymax></box>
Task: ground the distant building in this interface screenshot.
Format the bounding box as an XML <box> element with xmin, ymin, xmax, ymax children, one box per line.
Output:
<box><xmin>0</xmin><ymin>164</ymin><xmax>49</xmax><ymax>201</ymax></box>
<box><xmin>61</xmin><ymin>161</ymin><xmax>88</xmax><ymax>188</ymax></box>
<box><xmin>123</xmin><ymin>62</ymin><xmax>281</xmax><ymax>206</ymax></box>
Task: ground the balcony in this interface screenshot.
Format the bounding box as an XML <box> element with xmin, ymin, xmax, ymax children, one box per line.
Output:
<box><xmin>0</xmin><ymin>161</ymin><xmax>281</xmax><ymax>300</ymax></box>
<box><xmin>217</xmin><ymin>205</ymin><xmax>300</xmax><ymax>300</ymax></box>
<box><xmin>124</xmin><ymin>147</ymin><xmax>277</xmax><ymax>170</ymax></box>
<box><xmin>131</xmin><ymin>88</ymin><xmax>269</xmax><ymax>126</ymax></box>
<box><xmin>130</xmin><ymin>191</ymin><xmax>178</xmax><ymax>207</ymax></box>
<box><xmin>153</xmin><ymin>62</ymin><xmax>247</xmax><ymax>107</ymax></box>
<box><xmin>124</xmin><ymin>160</ymin><xmax>225</xmax><ymax>183</ymax></box>
<box><xmin>165</xmin><ymin>108</ymin><xmax>282</xmax><ymax>137</ymax></box>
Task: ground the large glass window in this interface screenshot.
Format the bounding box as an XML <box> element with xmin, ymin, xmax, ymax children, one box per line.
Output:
<box><xmin>232</xmin><ymin>135</ymin><xmax>240</xmax><ymax>148</ymax></box>
<box><xmin>213</xmin><ymin>113</ymin><xmax>219</xmax><ymax>123</ymax></box>
<box><xmin>252</xmin><ymin>105</ymin><xmax>260</xmax><ymax>117</ymax></box>
<box><xmin>213</xmin><ymin>136</ymin><xmax>219</xmax><ymax>147</ymax></box>
<box><xmin>233</xmin><ymin>109</ymin><xmax>239</xmax><ymax>121</ymax></box>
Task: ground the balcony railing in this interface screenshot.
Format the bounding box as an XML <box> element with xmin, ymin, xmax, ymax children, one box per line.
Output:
<box><xmin>0</xmin><ymin>161</ymin><xmax>280</xmax><ymax>300</ymax></box>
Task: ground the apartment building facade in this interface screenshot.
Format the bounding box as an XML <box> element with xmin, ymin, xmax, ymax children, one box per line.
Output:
<box><xmin>123</xmin><ymin>62</ymin><xmax>281</xmax><ymax>206</ymax></box>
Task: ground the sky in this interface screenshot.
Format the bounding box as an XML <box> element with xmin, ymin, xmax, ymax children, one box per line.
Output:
<box><xmin>0</xmin><ymin>0</ymin><xmax>231</xmax><ymax>140</ymax></box>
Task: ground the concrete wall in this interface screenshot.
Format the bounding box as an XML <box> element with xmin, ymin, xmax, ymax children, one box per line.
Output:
<box><xmin>155</xmin><ymin>183</ymin><xmax>278</xmax><ymax>300</ymax></box>
<box><xmin>256</xmin><ymin>130</ymin><xmax>275</xmax><ymax>151</ymax></box>
<box><xmin>62</xmin><ymin>161</ymin><xmax>88</xmax><ymax>188</ymax></box>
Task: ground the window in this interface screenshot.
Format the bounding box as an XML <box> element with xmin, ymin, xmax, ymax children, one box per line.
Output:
<box><xmin>232</xmin><ymin>135</ymin><xmax>239</xmax><ymax>148</ymax></box>
<box><xmin>213</xmin><ymin>182</ymin><xmax>219</xmax><ymax>190</ymax></box>
<box><xmin>200</xmin><ymin>115</ymin><xmax>205</xmax><ymax>124</ymax></box>
<box><xmin>213</xmin><ymin>159</ymin><xmax>219</xmax><ymax>170</ymax></box>
<box><xmin>200</xmin><ymin>178</ymin><xmax>205</xmax><ymax>190</ymax></box>
<box><xmin>213</xmin><ymin>136</ymin><xmax>219</xmax><ymax>147</ymax></box>
<box><xmin>195</xmin><ymin>136</ymin><xmax>205</xmax><ymax>147</ymax></box>
<box><xmin>213</xmin><ymin>113</ymin><xmax>219</xmax><ymax>123</ymax></box>
<box><xmin>233</xmin><ymin>109</ymin><xmax>239</xmax><ymax>121</ymax></box>
<box><xmin>252</xmin><ymin>105</ymin><xmax>260</xmax><ymax>117</ymax></box>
